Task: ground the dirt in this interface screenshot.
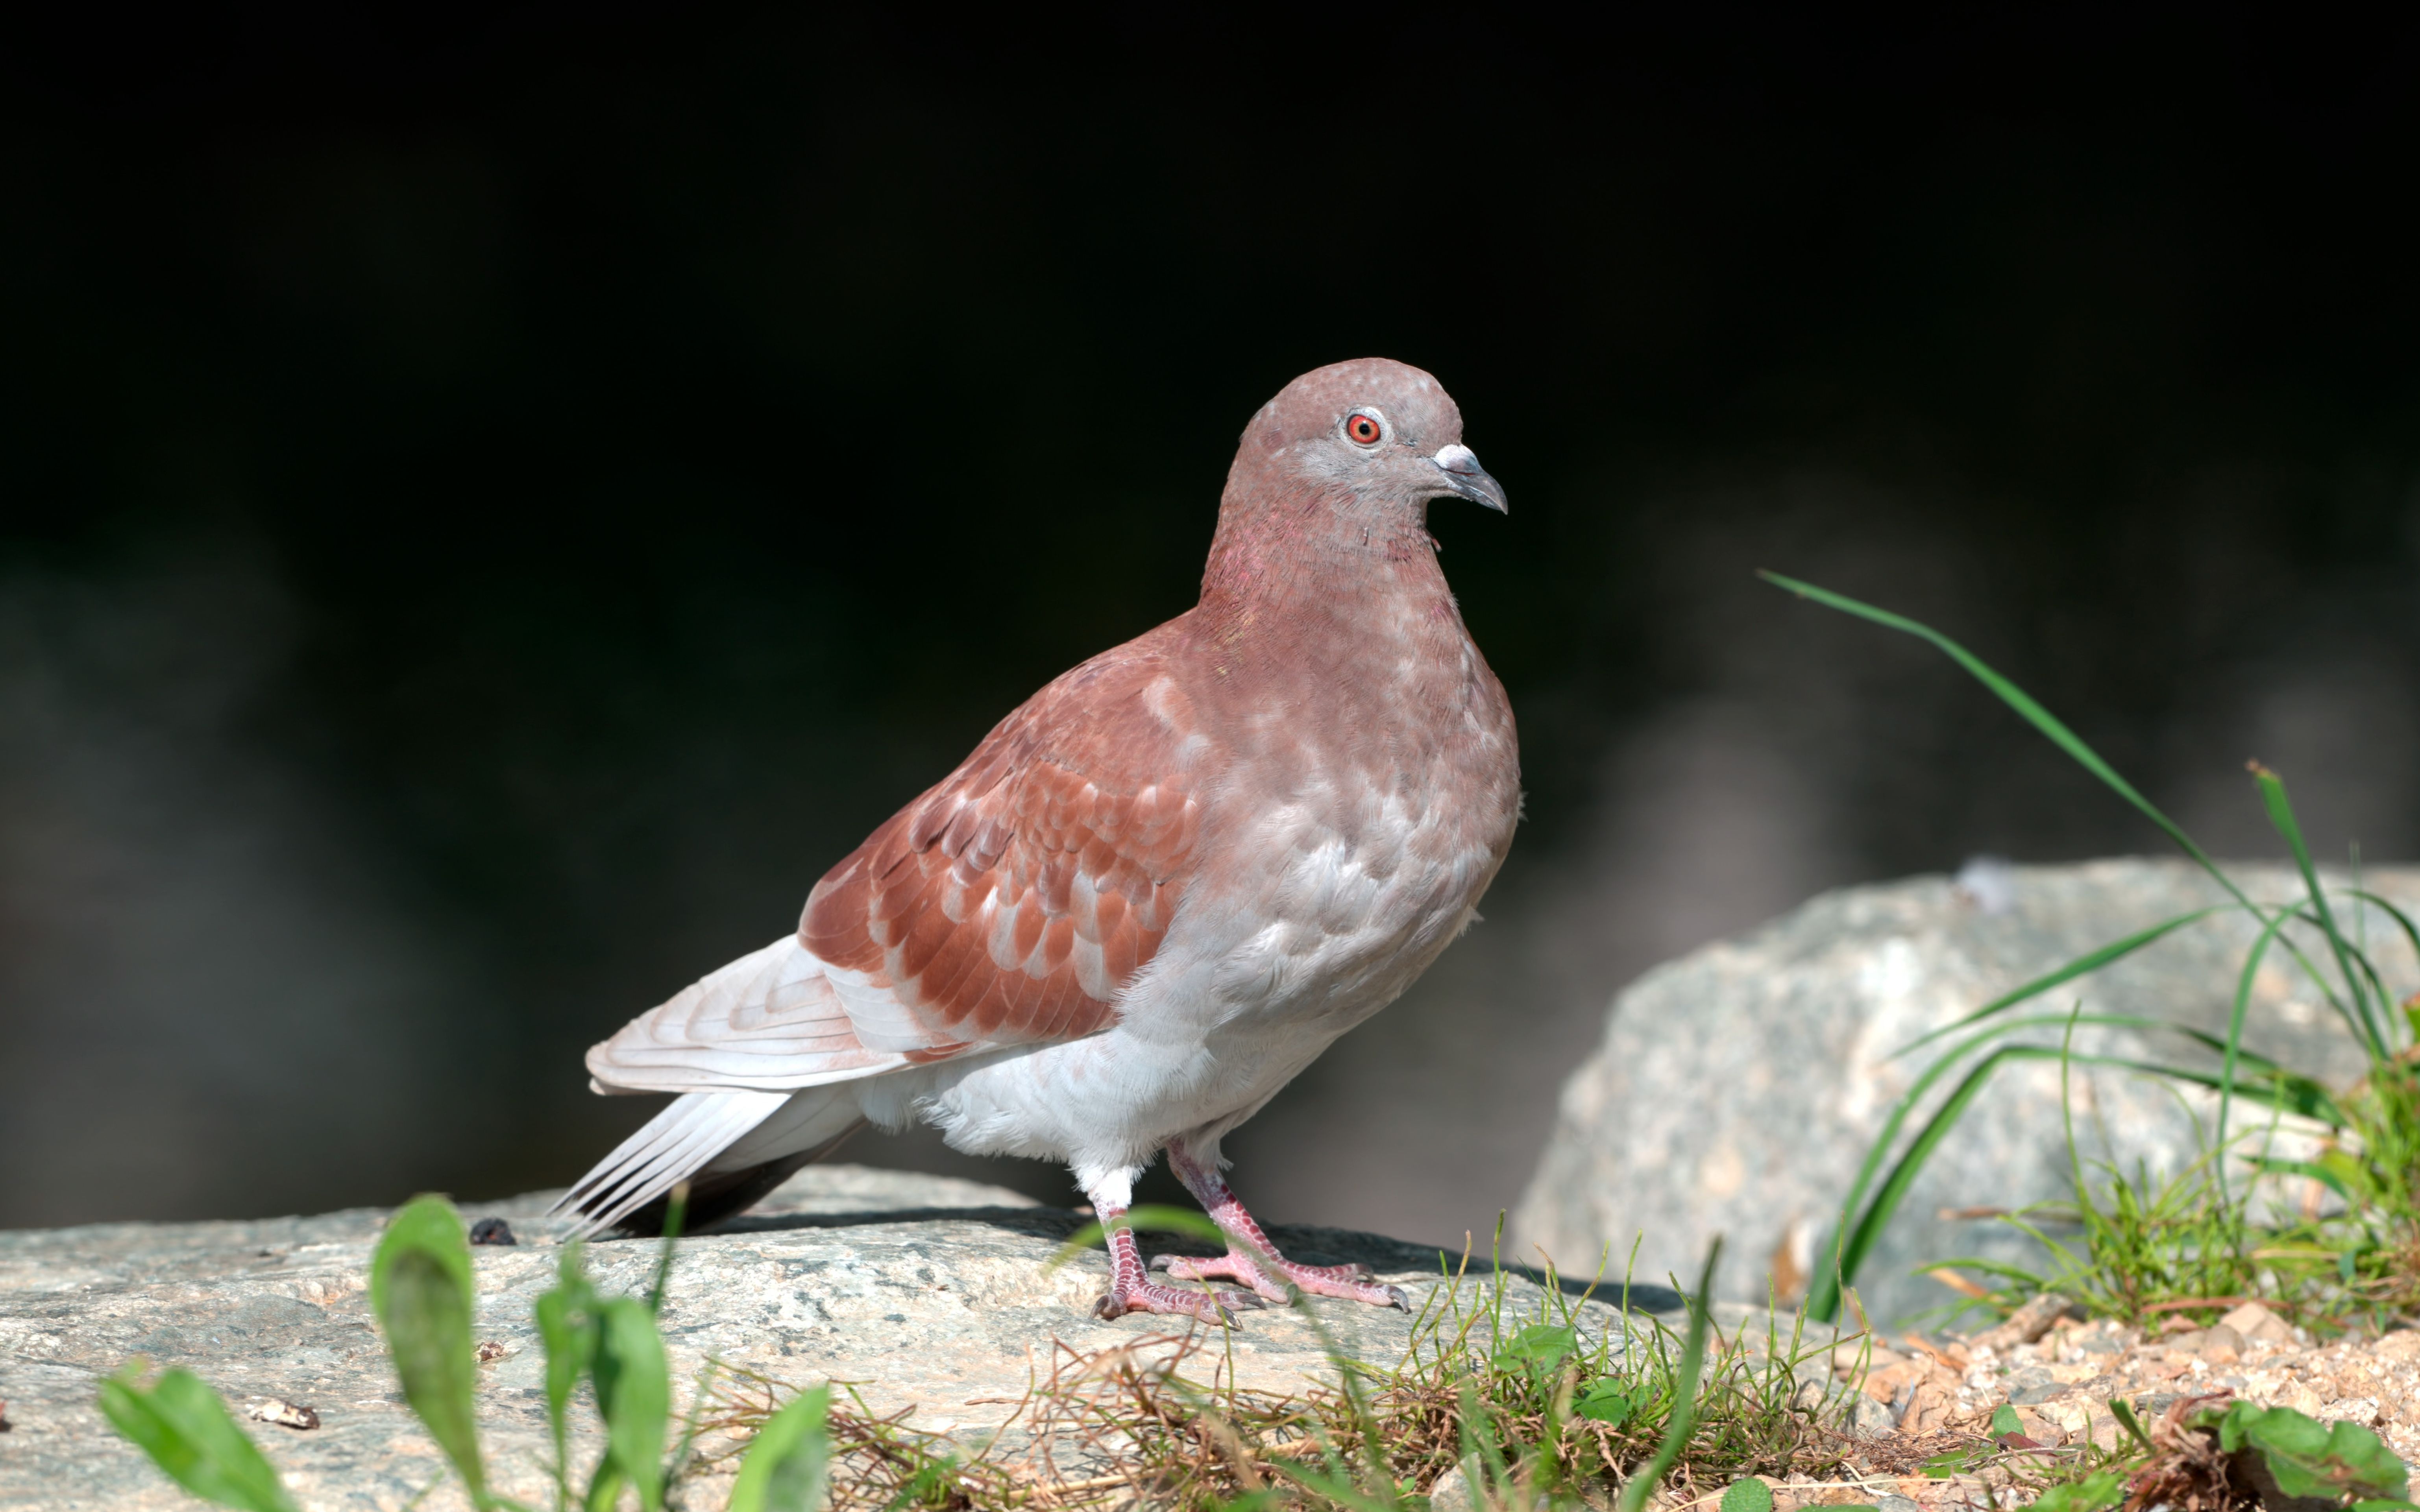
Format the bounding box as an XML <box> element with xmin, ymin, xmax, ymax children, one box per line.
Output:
<box><xmin>1756</xmin><ymin>1301</ymin><xmax>2418</xmax><ymax>1512</ymax></box>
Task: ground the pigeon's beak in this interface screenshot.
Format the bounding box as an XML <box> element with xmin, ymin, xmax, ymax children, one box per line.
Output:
<box><xmin>1429</xmin><ymin>443</ymin><xmax>1508</xmax><ymax>513</ymax></box>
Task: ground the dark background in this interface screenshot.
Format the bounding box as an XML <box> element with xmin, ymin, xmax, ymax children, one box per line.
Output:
<box><xmin>4</xmin><ymin>10</ymin><xmax>2416</xmax><ymax>1241</ymax></box>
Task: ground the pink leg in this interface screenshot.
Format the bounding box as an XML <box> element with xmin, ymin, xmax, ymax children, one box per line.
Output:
<box><xmin>1152</xmin><ymin>1140</ymin><xmax>1409</xmax><ymax>1310</ymax></box>
<box><xmin>1088</xmin><ymin>1198</ymin><xmax>1264</xmax><ymax>1325</ymax></box>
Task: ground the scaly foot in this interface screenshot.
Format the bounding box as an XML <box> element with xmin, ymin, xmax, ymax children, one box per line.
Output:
<box><xmin>1084</xmin><ymin>1198</ymin><xmax>1263</xmax><ymax>1325</ymax></box>
<box><xmin>1094</xmin><ymin>1272</ymin><xmax>1265</xmax><ymax>1324</ymax></box>
<box><xmin>1154</xmin><ymin>1248</ymin><xmax>1409</xmax><ymax>1309</ymax></box>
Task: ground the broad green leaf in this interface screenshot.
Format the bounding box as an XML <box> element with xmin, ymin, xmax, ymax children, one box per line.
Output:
<box><xmin>2034</xmin><ymin>1471</ymin><xmax>2125</xmax><ymax>1512</ymax></box>
<box><xmin>97</xmin><ymin>1366</ymin><xmax>301</xmax><ymax>1512</ymax></box>
<box><xmin>534</xmin><ymin>1247</ymin><xmax>601</xmax><ymax>1511</ymax></box>
<box><xmin>1989</xmin><ymin>1404</ymin><xmax>2024</xmax><ymax>1438</ymax></box>
<box><xmin>728</xmin><ymin>1385</ymin><xmax>833</xmax><ymax>1512</ymax></box>
<box><xmin>1575</xmin><ymin>1380</ymin><xmax>1637</xmax><ymax>1427</ymax></box>
<box><xmin>1491</xmin><ymin>1322</ymin><xmax>1579</xmax><ymax>1378</ymax></box>
<box><xmin>2199</xmin><ymin>1402</ymin><xmax>2409</xmax><ymax>1503</ymax></box>
<box><xmin>592</xmin><ymin>1296</ymin><xmax>669</xmax><ymax>1512</ymax></box>
<box><xmin>1720</xmin><ymin>1478</ymin><xmax>1775</xmax><ymax>1512</ymax></box>
<box><xmin>371</xmin><ymin>1194</ymin><xmax>488</xmax><ymax>1506</ymax></box>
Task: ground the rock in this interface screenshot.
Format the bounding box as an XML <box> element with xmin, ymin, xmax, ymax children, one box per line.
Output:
<box><xmin>1425</xmin><ymin>1456</ymin><xmax>1484</xmax><ymax>1512</ymax></box>
<box><xmin>2221</xmin><ymin>1301</ymin><xmax>2297</xmax><ymax>1346</ymax></box>
<box><xmin>1970</xmin><ymin>1292</ymin><xmax>2083</xmax><ymax>1352</ymax></box>
<box><xmin>1514</xmin><ymin>858</ymin><xmax>2411</xmax><ymax>1323</ymax></box>
<box><xmin>0</xmin><ymin>1164</ymin><xmax>1649</xmax><ymax>1510</ymax></box>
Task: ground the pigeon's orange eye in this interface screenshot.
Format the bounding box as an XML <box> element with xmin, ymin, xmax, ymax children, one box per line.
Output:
<box><xmin>1345</xmin><ymin>413</ymin><xmax>1383</xmax><ymax>446</ymax></box>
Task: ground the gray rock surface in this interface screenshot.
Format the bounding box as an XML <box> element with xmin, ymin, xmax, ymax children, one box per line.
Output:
<box><xmin>1</xmin><ymin>1165</ymin><xmax>1653</xmax><ymax>1510</ymax></box>
<box><xmin>1514</xmin><ymin>858</ymin><xmax>2416</xmax><ymax>1325</ymax></box>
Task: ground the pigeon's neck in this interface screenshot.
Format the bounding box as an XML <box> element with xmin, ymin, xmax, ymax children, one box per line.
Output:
<box><xmin>1194</xmin><ymin>484</ymin><xmax>1468</xmax><ymax>663</ymax></box>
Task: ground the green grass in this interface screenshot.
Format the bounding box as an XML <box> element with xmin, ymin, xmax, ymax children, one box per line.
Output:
<box><xmin>1766</xmin><ymin>572</ymin><xmax>2420</xmax><ymax>1337</ymax></box>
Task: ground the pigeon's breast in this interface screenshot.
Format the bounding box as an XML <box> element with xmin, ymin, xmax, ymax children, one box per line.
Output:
<box><xmin>1150</xmin><ymin>633</ymin><xmax>1520</xmax><ymax>1040</ymax></box>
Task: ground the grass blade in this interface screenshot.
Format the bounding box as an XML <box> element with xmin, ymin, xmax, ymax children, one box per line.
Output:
<box><xmin>2346</xmin><ymin>890</ymin><xmax>2420</xmax><ymax>997</ymax></box>
<box><xmin>1046</xmin><ymin>1204</ymin><xmax>1231</xmax><ymax>1268</ymax></box>
<box><xmin>98</xmin><ymin>1366</ymin><xmax>302</xmax><ymax>1512</ymax></box>
<box><xmin>2252</xmin><ymin>764</ymin><xmax>2388</xmax><ymax>1058</ymax></box>
<box><xmin>1760</xmin><ymin>572</ymin><xmax>2251</xmax><ymax>910</ymax></box>
<box><xmin>1812</xmin><ymin>1041</ymin><xmax>2220</xmax><ymax>1320</ymax></box>
<box><xmin>1893</xmin><ymin>909</ymin><xmax>2225</xmax><ymax>1059</ymax></box>
<box><xmin>1812</xmin><ymin>1010</ymin><xmax>2131</xmax><ymax>1320</ymax></box>
<box><xmin>646</xmin><ymin>1181</ymin><xmax>689</xmax><ymax>1315</ymax></box>
<box><xmin>371</xmin><ymin>1194</ymin><xmax>490</xmax><ymax>1508</ymax></box>
<box><xmin>1617</xmin><ymin>1237</ymin><xmax>1723</xmax><ymax>1512</ymax></box>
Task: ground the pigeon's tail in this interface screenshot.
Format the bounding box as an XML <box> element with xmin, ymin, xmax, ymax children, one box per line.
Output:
<box><xmin>552</xmin><ymin>1085</ymin><xmax>865</xmax><ymax>1239</ymax></box>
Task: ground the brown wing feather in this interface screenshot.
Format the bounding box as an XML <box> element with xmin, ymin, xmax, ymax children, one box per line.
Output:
<box><xmin>801</xmin><ymin>650</ymin><xmax>1207</xmax><ymax>1047</ymax></box>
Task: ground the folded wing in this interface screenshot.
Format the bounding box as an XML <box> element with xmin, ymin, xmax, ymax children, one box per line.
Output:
<box><xmin>562</xmin><ymin>645</ymin><xmax>1216</xmax><ymax>1233</ymax></box>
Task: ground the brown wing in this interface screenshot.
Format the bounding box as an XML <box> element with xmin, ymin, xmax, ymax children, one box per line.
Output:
<box><xmin>801</xmin><ymin>651</ymin><xmax>1208</xmax><ymax>1049</ymax></box>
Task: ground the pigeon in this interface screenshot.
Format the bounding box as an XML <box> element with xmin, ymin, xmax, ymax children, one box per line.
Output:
<box><xmin>557</xmin><ymin>357</ymin><xmax>1520</xmax><ymax>1322</ymax></box>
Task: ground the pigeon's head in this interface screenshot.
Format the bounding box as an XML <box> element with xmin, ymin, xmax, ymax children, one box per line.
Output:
<box><xmin>1237</xmin><ymin>357</ymin><xmax>1507</xmax><ymax>517</ymax></box>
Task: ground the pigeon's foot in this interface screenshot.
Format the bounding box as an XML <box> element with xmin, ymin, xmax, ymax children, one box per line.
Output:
<box><xmin>1159</xmin><ymin>1137</ymin><xmax>1414</xmax><ymax>1312</ymax></box>
<box><xmin>1082</xmin><ymin>1194</ymin><xmax>1262</xmax><ymax>1326</ymax></box>
<box><xmin>1154</xmin><ymin>1249</ymin><xmax>1409</xmax><ymax>1309</ymax></box>
<box><xmin>1093</xmin><ymin>1274</ymin><xmax>1264</xmax><ymax>1325</ymax></box>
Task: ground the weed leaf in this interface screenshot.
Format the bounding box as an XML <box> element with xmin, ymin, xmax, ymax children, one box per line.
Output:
<box><xmin>592</xmin><ymin>1295</ymin><xmax>671</xmax><ymax>1512</ymax></box>
<box><xmin>728</xmin><ymin>1384</ymin><xmax>832</xmax><ymax>1512</ymax></box>
<box><xmin>2200</xmin><ymin>1401</ymin><xmax>2410</xmax><ymax>1503</ymax></box>
<box><xmin>534</xmin><ymin>1244</ymin><xmax>601</xmax><ymax>1510</ymax></box>
<box><xmin>370</xmin><ymin>1194</ymin><xmax>489</xmax><ymax>1506</ymax></box>
<box><xmin>1575</xmin><ymin>1379</ymin><xmax>1637</xmax><ymax>1426</ymax></box>
<box><xmin>97</xmin><ymin>1366</ymin><xmax>301</xmax><ymax>1512</ymax></box>
<box><xmin>2034</xmin><ymin>1470</ymin><xmax>2126</xmax><ymax>1512</ymax></box>
<box><xmin>1491</xmin><ymin>1322</ymin><xmax>1579</xmax><ymax>1379</ymax></box>
<box><xmin>1721</xmin><ymin>1477</ymin><xmax>1775</xmax><ymax>1512</ymax></box>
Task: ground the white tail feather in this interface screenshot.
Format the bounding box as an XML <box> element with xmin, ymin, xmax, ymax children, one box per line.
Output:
<box><xmin>552</xmin><ymin>1090</ymin><xmax>789</xmax><ymax>1238</ymax></box>
<box><xmin>708</xmin><ymin>1085</ymin><xmax>863</xmax><ymax>1173</ymax></box>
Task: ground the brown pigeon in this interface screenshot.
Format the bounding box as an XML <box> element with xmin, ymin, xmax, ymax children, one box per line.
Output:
<box><xmin>558</xmin><ymin>358</ymin><xmax>1520</xmax><ymax>1321</ymax></box>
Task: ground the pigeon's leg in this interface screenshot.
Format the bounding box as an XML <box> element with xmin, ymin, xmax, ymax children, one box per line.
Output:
<box><xmin>1081</xmin><ymin>1168</ymin><xmax>1262</xmax><ymax>1325</ymax></box>
<box><xmin>1153</xmin><ymin>1139</ymin><xmax>1409</xmax><ymax>1309</ymax></box>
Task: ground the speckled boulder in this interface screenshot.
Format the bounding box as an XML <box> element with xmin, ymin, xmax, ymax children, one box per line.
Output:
<box><xmin>1514</xmin><ymin>859</ymin><xmax>2411</xmax><ymax>1324</ymax></box>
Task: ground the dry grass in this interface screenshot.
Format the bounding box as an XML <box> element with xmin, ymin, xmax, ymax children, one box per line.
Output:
<box><xmin>687</xmin><ymin>1247</ymin><xmax>1865</xmax><ymax>1511</ymax></box>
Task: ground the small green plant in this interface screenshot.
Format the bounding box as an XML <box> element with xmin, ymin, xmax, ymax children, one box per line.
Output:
<box><xmin>2197</xmin><ymin>1399</ymin><xmax>2410</xmax><ymax>1506</ymax></box>
<box><xmin>102</xmin><ymin>1183</ymin><xmax>835</xmax><ymax>1512</ymax></box>
<box><xmin>1767</xmin><ymin>572</ymin><xmax>2420</xmax><ymax>1334</ymax></box>
<box><xmin>372</xmin><ymin>1193</ymin><xmax>499</xmax><ymax>1506</ymax></box>
<box><xmin>97</xmin><ymin>1365</ymin><xmax>303</xmax><ymax>1512</ymax></box>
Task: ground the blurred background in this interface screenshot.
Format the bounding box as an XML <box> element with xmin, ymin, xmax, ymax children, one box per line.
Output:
<box><xmin>2</xmin><ymin>10</ymin><xmax>2416</xmax><ymax>1241</ymax></box>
